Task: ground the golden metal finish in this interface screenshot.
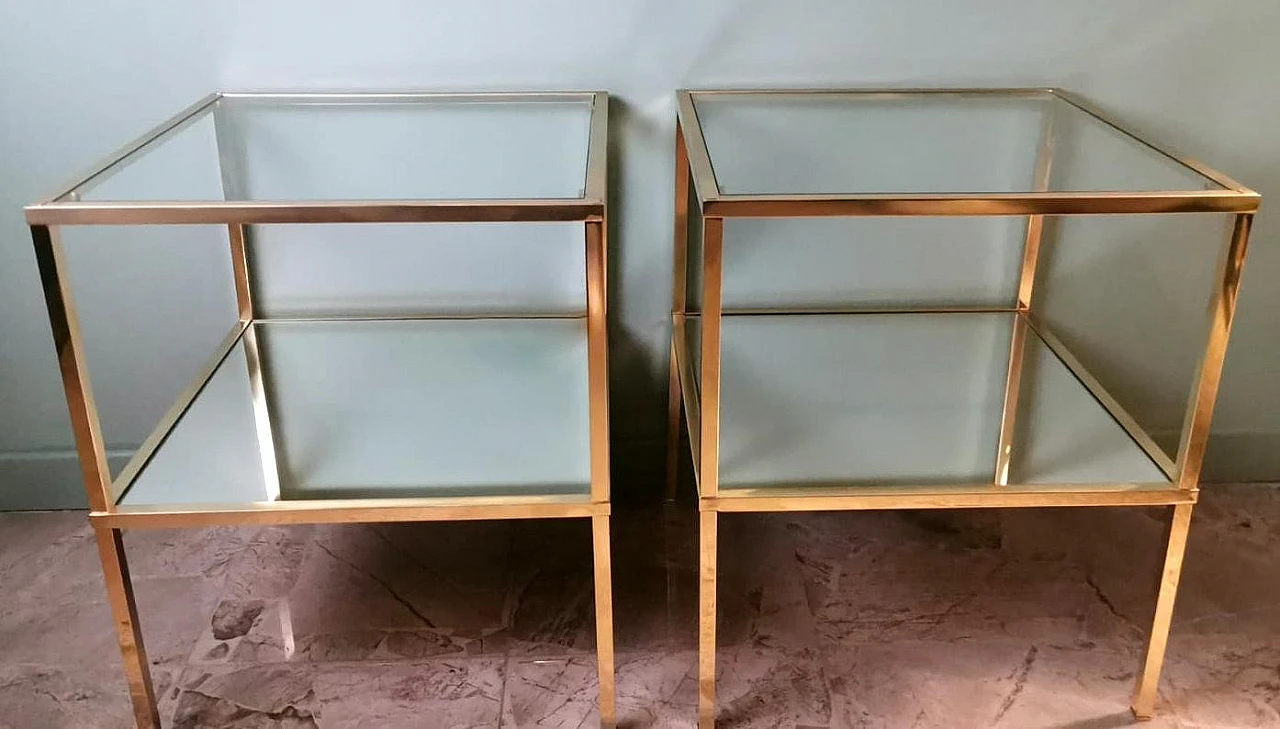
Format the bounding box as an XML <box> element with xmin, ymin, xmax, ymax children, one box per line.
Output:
<box><xmin>675</xmin><ymin>92</ymin><xmax>719</xmax><ymax>204</ymax></box>
<box><xmin>706</xmin><ymin>484</ymin><xmax>1194</xmax><ymax>513</ymax></box>
<box><xmin>671</xmin><ymin>88</ymin><xmax>1256</xmax><ymax>726</ymax></box>
<box><xmin>228</xmin><ymin>224</ymin><xmax>253</xmax><ymax>322</ymax></box>
<box><xmin>586</xmin><ymin>219</ymin><xmax>611</xmax><ymax>503</ymax></box>
<box><xmin>1175</xmin><ymin>214</ymin><xmax>1253</xmax><ymax>490</ymax></box>
<box><xmin>698</xmin><ymin>217</ymin><xmax>724</xmax><ymax>499</ymax></box>
<box><xmin>30</xmin><ymin>225</ymin><xmax>112</xmax><ymax>512</ymax></box>
<box><xmin>994</xmin><ymin>314</ymin><xmax>1029</xmax><ymax>485</ymax></box>
<box><xmin>1133</xmin><ymin>503</ymin><xmax>1195</xmax><ymax>718</ymax></box>
<box><xmin>32</xmin><ymin>91</ymin><xmax>616</xmax><ymax>728</ymax></box>
<box><xmin>242</xmin><ymin>325</ymin><xmax>284</xmax><ymax>502</ymax></box>
<box><xmin>667</xmin><ymin>122</ymin><xmax>692</xmax><ymax>502</ymax></box>
<box><xmin>700</xmin><ymin>191</ymin><xmax>1255</xmax><ymax>218</ymax></box>
<box><xmin>698</xmin><ymin>510</ymin><xmax>718</xmax><ymax>729</ymax></box>
<box><xmin>26</xmin><ymin>198</ymin><xmax>604</xmax><ymax>226</ymax></box>
<box><xmin>592</xmin><ymin>514</ymin><xmax>617</xmax><ymax>727</ymax></box>
<box><xmin>95</xmin><ymin>526</ymin><xmax>160</xmax><ymax>728</ymax></box>
<box><xmin>92</xmin><ymin>494</ymin><xmax>609</xmax><ymax>530</ymax></box>
<box><xmin>723</xmin><ymin>305</ymin><xmax>1015</xmax><ymax>316</ymax></box>
<box><xmin>1017</xmin><ymin>102</ymin><xmax>1057</xmax><ymax>310</ymax></box>
<box><xmin>665</xmin><ymin>339</ymin><xmax>684</xmax><ymax>502</ymax></box>
<box><xmin>585</xmin><ymin>92</ymin><xmax>609</xmax><ymax>204</ymax></box>
<box><xmin>673</xmin><ymin>315</ymin><xmax>702</xmax><ymax>488</ymax></box>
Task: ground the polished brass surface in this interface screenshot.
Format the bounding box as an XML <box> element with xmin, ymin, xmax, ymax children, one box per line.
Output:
<box><xmin>675</xmin><ymin>93</ymin><xmax>719</xmax><ymax>205</ymax></box>
<box><xmin>698</xmin><ymin>217</ymin><xmax>724</xmax><ymax>499</ymax></box>
<box><xmin>228</xmin><ymin>223</ymin><xmax>253</xmax><ymax>322</ymax></box>
<box><xmin>241</xmin><ymin>325</ymin><xmax>284</xmax><ymax>502</ymax></box>
<box><xmin>1133</xmin><ymin>502</ymin><xmax>1195</xmax><ymax>718</ymax></box>
<box><xmin>587</xmin><ymin>219</ymin><xmax>611</xmax><ymax>504</ymax></box>
<box><xmin>705</xmin><ymin>484</ymin><xmax>1194</xmax><ymax>513</ymax></box>
<box><xmin>91</xmin><ymin>494</ymin><xmax>609</xmax><ymax>530</ymax></box>
<box><xmin>672</xmin><ymin>88</ymin><xmax>1255</xmax><ymax>726</ymax></box>
<box><xmin>667</xmin><ymin>122</ymin><xmax>691</xmax><ymax>502</ymax></box>
<box><xmin>30</xmin><ymin>224</ymin><xmax>112</xmax><ymax>513</ymax></box>
<box><xmin>95</xmin><ymin>527</ymin><xmax>160</xmax><ymax>728</ymax></box>
<box><xmin>1175</xmin><ymin>214</ymin><xmax>1253</xmax><ymax>490</ymax></box>
<box><xmin>26</xmin><ymin>198</ymin><xmax>605</xmax><ymax>226</ymax></box>
<box><xmin>698</xmin><ymin>509</ymin><xmax>718</xmax><ymax>729</ymax></box>
<box><xmin>673</xmin><ymin>316</ymin><xmax>702</xmax><ymax>489</ymax></box>
<box><xmin>1017</xmin><ymin>102</ymin><xmax>1056</xmax><ymax>310</ymax></box>
<box><xmin>33</xmin><ymin>91</ymin><xmax>616</xmax><ymax>727</ymax></box>
<box><xmin>592</xmin><ymin>514</ymin><xmax>617</xmax><ymax>727</ymax></box>
<box><xmin>585</xmin><ymin>92</ymin><xmax>609</xmax><ymax>205</ymax></box>
<box><xmin>993</xmin><ymin>314</ymin><xmax>1029</xmax><ymax>485</ymax></box>
<box><xmin>700</xmin><ymin>191</ymin><xmax>1256</xmax><ymax>218</ymax></box>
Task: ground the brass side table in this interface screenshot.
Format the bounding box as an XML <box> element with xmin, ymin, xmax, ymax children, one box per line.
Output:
<box><xmin>667</xmin><ymin>88</ymin><xmax>1258</xmax><ymax>727</ymax></box>
<box><xmin>28</xmin><ymin>91</ymin><xmax>615</xmax><ymax>728</ymax></box>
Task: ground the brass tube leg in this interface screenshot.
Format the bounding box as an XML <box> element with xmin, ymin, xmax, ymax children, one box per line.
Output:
<box><xmin>665</xmin><ymin>340</ymin><xmax>683</xmax><ymax>502</ymax></box>
<box><xmin>1132</xmin><ymin>503</ymin><xmax>1195</xmax><ymax>719</ymax></box>
<box><xmin>94</xmin><ymin>526</ymin><xmax>160</xmax><ymax>728</ymax></box>
<box><xmin>592</xmin><ymin>514</ymin><xmax>617</xmax><ymax>727</ymax></box>
<box><xmin>698</xmin><ymin>510</ymin><xmax>718</xmax><ymax>728</ymax></box>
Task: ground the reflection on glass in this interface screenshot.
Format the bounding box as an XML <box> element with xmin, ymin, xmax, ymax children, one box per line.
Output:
<box><xmin>120</xmin><ymin>319</ymin><xmax>592</xmax><ymax>507</ymax></box>
<box><xmin>714</xmin><ymin>313</ymin><xmax>1168</xmax><ymax>489</ymax></box>
<box><xmin>692</xmin><ymin>93</ymin><xmax>1222</xmax><ymax>195</ymax></box>
<box><xmin>72</xmin><ymin>96</ymin><xmax>594</xmax><ymax>202</ymax></box>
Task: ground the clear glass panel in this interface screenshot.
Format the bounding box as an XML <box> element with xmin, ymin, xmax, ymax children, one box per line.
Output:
<box><xmin>249</xmin><ymin>222</ymin><xmax>586</xmax><ymax>318</ymax></box>
<box><xmin>692</xmin><ymin>93</ymin><xmax>1224</xmax><ymax>195</ymax></box>
<box><xmin>120</xmin><ymin>318</ymin><xmax>591</xmax><ymax>506</ymax></box>
<box><xmin>721</xmin><ymin>217</ymin><xmax>1024</xmax><ymax>309</ymax></box>
<box><xmin>715</xmin><ymin>312</ymin><xmax>1168</xmax><ymax>489</ymax></box>
<box><xmin>1034</xmin><ymin>213</ymin><xmax>1228</xmax><ymax>461</ymax></box>
<box><xmin>71</xmin><ymin>95</ymin><xmax>594</xmax><ymax>202</ymax></box>
<box><xmin>59</xmin><ymin>225</ymin><xmax>240</xmax><ymax>479</ymax></box>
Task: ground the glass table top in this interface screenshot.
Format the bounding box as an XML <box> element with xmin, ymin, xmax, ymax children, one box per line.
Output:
<box><xmin>118</xmin><ymin>318</ymin><xmax>592</xmax><ymax>507</ymax></box>
<box><xmin>687</xmin><ymin>312</ymin><xmax>1169</xmax><ymax>489</ymax></box>
<box><xmin>688</xmin><ymin>91</ymin><xmax>1225</xmax><ymax>196</ymax></box>
<box><xmin>66</xmin><ymin>93</ymin><xmax>597</xmax><ymax>203</ymax></box>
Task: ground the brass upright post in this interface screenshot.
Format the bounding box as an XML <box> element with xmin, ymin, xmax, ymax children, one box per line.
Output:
<box><xmin>1133</xmin><ymin>212</ymin><xmax>1254</xmax><ymax>718</ymax></box>
<box><xmin>698</xmin><ymin>509</ymin><xmax>719</xmax><ymax>729</ymax></box>
<box><xmin>666</xmin><ymin>122</ymin><xmax>691</xmax><ymax>502</ymax></box>
<box><xmin>32</xmin><ymin>224</ymin><xmax>159</xmax><ymax>727</ymax></box>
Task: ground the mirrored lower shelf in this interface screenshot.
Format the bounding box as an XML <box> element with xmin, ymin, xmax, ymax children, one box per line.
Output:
<box><xmin>679</xmin><ymin>311</ymin><xmax>1178</xmax><ymax>504</ymax></box>
<box><xmin>115</xmin><ymin>318</ymin><xmax>593</xmax><ymax>511</ymax></box>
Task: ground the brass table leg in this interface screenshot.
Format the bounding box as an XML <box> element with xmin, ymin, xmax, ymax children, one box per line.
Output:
<box><xmin>592</xmin><ymin>514</ymin><xmax>617</xmax><ymax>727</ymax></box>
<box><xmin>95</xmin><ymin>526</ymin><xmax>160</xmax><ymax>728</ymax></box>
<box><xmin>1132</xmin><ymin>503</ymin><xmax>1195</xmax><ymax>719</ymax></box>
<box><xmin>698</xmin><ymin>510</ymin><xmax>718</xmax><ymax>728</ymax></box>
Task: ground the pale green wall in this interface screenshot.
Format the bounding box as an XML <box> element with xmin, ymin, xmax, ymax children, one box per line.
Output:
<box><xmin>1</xmin><ymin>1</ymin><xmax>1278</xmax><ymax>507</ymax></box>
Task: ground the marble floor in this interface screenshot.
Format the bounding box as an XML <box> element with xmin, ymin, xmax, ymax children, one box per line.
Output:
<box><xmin>2</xmin><ymin>485</ymin><xmax>1280</xmax><ymax>728</ymax></box>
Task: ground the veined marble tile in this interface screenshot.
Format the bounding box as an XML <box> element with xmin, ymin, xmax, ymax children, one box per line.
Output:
<box><xmin>314</xmin><ymin>658</ymin><xmax>505</xmax><ymax>728</ymax></box>
<box><xmin>502</xmin><ymin>652</ymin><xmax>698</xmax><ymax>728</ymax></box>
<box><xmin>713</xmin><ymin>643</ymin><xmax>833</xmax><ymax>729</ymax></box>
<box><xmin>125</xmin><ymin>527</ymin><xmax>262</xmax><ymax>581</ymax></box>
<box><xmin>0</xmin><ymin>663</ymin><xmax>135</xmax><ymax>729</ymax></box>
<box><xmin>0</xmin><ymin>510</ymin><xmax>87</xmax><ymax>578</ymax></box>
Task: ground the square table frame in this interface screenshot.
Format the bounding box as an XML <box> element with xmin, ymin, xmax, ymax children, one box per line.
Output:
<box><xmin>27</xmin><ymin>91</ymin><xmax>617</xmax><ymax>728</ymax></box>
<box><xmin>666</xmin><ymin>87</ymin><xmax>1260</xmax><ymax>728</ymax></box>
